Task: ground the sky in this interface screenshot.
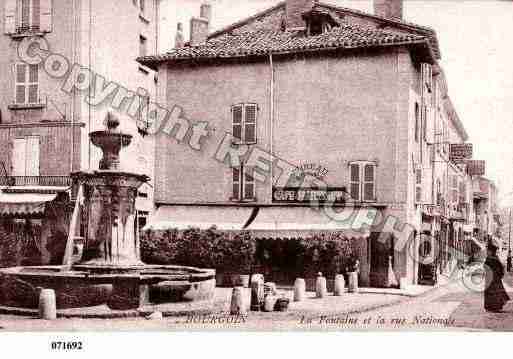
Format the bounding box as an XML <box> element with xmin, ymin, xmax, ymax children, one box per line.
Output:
<box><xmin>158</xmin><ymin>0</ymin><xmax>513</xmax><ymax>205</ymax></box>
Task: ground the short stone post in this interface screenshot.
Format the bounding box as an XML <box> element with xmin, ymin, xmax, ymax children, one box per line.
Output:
<box><xmin>230</xmin><ymin>287</ymin><xmax>247</xmax><ymax>315</ymax></box>
<box><xmin>315</xmin><ymin>272</ymin><xmax>327</xmax><ymax>298</ymax></box>
<box><xmin>334</xmin><ymin>274</ymin><xmax>345</xmax><ymax>296</ymax></box>
<box><xmin>39</xmin><ymin>289</ymin><xmax>57</xmax><ymax>320</ymax></box>
<box><xmin>263</xmin><ymin>295</ymin><xmax>277</xmax><ymax>312</ymax></box>
<box><xmin>250</xmin><ymin>276</ymin><xmax>264</xmax><ymax>311</ymax></box>
<box><xmin>347</xmin><ymin>272</ymin><xmax>359</xmax><ymax>293</ymax></box>
<box><xmin>293</xmin><ymin>278</ymin><xmax>306</xmax><ymax>302</ymax></box>
<box><xmin>264</xmin><ymin>282</ymin><xmax>277</xmax><ymax>297</ymax></box>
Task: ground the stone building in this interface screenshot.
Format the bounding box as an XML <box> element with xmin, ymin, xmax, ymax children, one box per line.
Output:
<box><xmin>139</xmin><ymin>0</ymin><xmax>474</xmax><ymax>287</ymax></box>
<box><xmin>473</xmin><ymin>177</ymin><xmax>501</xmax><ymax>245</ymax></box>
<box><xmin>0</xmin><ymin>0</ymin><xmax>160</xmax><ymax>264</ymax></box>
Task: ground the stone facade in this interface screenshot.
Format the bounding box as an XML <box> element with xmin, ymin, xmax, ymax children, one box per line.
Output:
<box><xmin>0</xmin><ymin>0</ymin><xmax>160</xmax><ymax>220</ymax></box>
<box><xmin>147</xmin><ymin>0</ymin><xmax>473</xmax><ymax>287</ymax></box>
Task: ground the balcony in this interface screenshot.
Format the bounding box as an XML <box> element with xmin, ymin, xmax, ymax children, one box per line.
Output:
<box><xmin>0</xmin><ymin>176</ymin><xmax>72</xmax><ymax>187</ymax></box>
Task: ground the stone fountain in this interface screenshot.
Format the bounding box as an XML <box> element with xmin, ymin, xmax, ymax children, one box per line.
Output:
<box><xmin>0</xmin><ymin>113</ymin><xmax>215</xmax><ymax>315</ymax></box>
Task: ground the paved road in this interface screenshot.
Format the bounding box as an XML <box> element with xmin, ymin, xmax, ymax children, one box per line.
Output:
<box><xmin>1</xmin><ymin>274</ymin><xmax>512</xmax><ymax>331</ymax></box>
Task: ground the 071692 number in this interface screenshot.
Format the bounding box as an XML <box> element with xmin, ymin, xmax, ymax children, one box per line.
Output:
<box><xmin>50</xmin><ymin>341</ymin><xmax>83</xmax><ymax>351</ymax></box>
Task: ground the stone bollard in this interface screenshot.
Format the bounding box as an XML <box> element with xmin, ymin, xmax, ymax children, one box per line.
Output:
<box><xmin>334</xmin><ymin>274</ymin><xmax>345</xmax><ymax>296</ymax></box>
<box><xmin>264</xmin><ymin>282</ymin><xmax>277</xmax><ymax>297</ymax></box>
<box><xmin>315</xmin><ymin>272</ymin><xmax>327</xmax><ymax>298</ymax></box>
<box><xmin>250</xmin><ymin>277</ymin><xmax>264</xmax><ymax>311</ymax></box>
<box><xmin>293</xmin><ymin>278</ymin><xmax>306</xmax><ymax>302</ymax></box>
<box><xmin>230</xmin><ymin>287</ymin><xmax>247</xmax><ymax>315</ymax></box>
<box><xmin>347</xmin><ymin>272</ymin><xmax>359</xmax><ymax>293</ymax></box>
<box><xmin>263</xmin><ymin>295</ymin><xmax>277</xmax><ymax>312</ymax></box>
<box><xmin>39</xmin><ymin>289</ymin><xmax>57</xmax><ymax>320</ymax></box>
<box><xmin>250</xmin><ymin>273</ymin><xmax>264</xmax><ymax>285</ymax></box>
<box><xmin>146</xmin><ymin>311</ymin><xmax>163</xmax><ymax>320</ymax></box>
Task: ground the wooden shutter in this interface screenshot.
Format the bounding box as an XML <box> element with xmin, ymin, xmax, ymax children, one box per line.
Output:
<box><xmin>4</xmin><ymin>0</ymin><xmax>17</xmax><ymax>34</ymax></box>
<box><xmin>243</xmin><ymin>168</ymin><xmax>255</xmax><ymax>200</ymax></box>
<box><xmin>244</xmin><ymin>104</ymin><xmax>257</xmax><ymax>144</ymax></box>
<box><xmin>13</xmin><ymin>138</ymin><xmax>27</xmax><ymax>176</ymax></box>
<box><xmin>39</xmin><ymin>0</ymin><xmax>52</xmax><ymax>32</ymax></box>
<box><xmin>25</xmin><ymin>136</ymin><xmax>40</xmax><ymax>176</ymax></box>
<box><xmin>415</xmin><ymin>168</ymin><xmax>422</xmax><ymax>204</ymax></box>
<box><xmin>232</xmin><ymin>167</ymin><xmax>241</xmax><ymax>200</ymax></box>
<box><xmin>15</xmin><ymin>63</ymin><xmax>27</xmax><ymax>104</ymax></box>
<box><xmin>232</xmin><ymin>104</ymin><xmax>243</xmax><ymax>143</ymax></box>
<box><xmin>27</xmin><ymin>64</ymin><xmax>38</xmax><ymax>103</ymax></box>
<box><xmin>349</xmin><ymin>163</ymin><xmax>360</xmax><ymax>201</ymax></box>
<box><xmin>363</xmin><ymin>164</ymin><xmax>375</xmax><ymax>201</ymax></box>
<box><xmin>32</xmin><ymin>0</ymin><xmax>40</xmax><ymax>30</ymax></box>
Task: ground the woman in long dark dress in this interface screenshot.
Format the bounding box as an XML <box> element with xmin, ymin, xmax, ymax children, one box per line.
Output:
<box><xmin>484</xmin><ymin>239</ymin><xmax>510</xmax><ymax>312</ymax></box>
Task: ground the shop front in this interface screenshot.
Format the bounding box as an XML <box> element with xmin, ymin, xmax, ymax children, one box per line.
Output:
<box><xmin>0</xmin><ymin>187</ymin><xmax>71</xmax><ymax>266</ymax></box>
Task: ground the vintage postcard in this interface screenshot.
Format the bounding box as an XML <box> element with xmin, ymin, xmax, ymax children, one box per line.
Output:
<box><xmin>0</xmin><ymin>0</ymin><xmax>513</xmax><ymax>346</ymax></box>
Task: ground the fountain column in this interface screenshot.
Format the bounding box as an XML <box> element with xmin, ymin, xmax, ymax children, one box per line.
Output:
<box><xmin>72</xmin><ymin>113</ymin><xmax>149</xmax><ymax>269</ymax></box>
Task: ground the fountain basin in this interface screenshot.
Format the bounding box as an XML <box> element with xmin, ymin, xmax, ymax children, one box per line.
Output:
<box><xmin>0</xmin><ymin>265</ymin><xmax>215</xmax><ymax>311</ymax></box>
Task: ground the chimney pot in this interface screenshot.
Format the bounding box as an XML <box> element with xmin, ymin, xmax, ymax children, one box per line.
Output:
<box><xmin>175</xmin><ymin>22</ymin><xmax>184</xmax><ymax>48</ymax></box>
<box><xmin>374</xmin><ymin>0</ymin><xmax>403</xmax><ymax>20</ymax></box>
<box><xmin>190</xmin><ymin>17</ymin><xmax>209</xmax><ymax>46</ymax></box>
<box><xmin>200</xmin><ymin>3</ymin><xmax>212</xmax><ymax>22</ymax></box>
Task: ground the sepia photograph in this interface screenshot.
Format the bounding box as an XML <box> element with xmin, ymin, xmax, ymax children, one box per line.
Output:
<box><xmin>0</xmin><ymin>0</ymin><xmax>513</xmax><ymax>353</ymax></box>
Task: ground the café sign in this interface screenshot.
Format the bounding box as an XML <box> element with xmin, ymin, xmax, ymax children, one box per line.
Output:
<box><xmin>449</xmin><ymin>143</ymin><xmax>473</xmax><ymax>163</ymax></box>
<box><xmin>272</xmin><ymin>187</ymin><xmax>348</xmax><ymax>204</ymax></box>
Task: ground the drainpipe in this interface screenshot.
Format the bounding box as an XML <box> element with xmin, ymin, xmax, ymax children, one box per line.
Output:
<box><xmin>269</xmin><ymin>53</ymin><xmax>274</xmax><ymax>199</ymax></box>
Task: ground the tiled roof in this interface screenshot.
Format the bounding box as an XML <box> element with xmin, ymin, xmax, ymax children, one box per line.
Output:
<box><xmin>138</xmin><ymin>1</ymin><xmax>439</xmax><ymax>69</ymax></box>
<box><xmin>139</xmin><ymin>24</ymin><xmax>429</xmax><ymax>68</ymax></box>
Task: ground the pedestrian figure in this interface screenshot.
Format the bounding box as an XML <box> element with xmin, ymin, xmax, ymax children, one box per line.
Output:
<box><xmin>484</xmin><ymin>238</ymin><xmax>510</xmax><ymax>313</ymax></box>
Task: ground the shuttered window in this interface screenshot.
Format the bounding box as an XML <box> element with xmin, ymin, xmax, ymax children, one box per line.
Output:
<box><xmin>15</xmin><ymin>63</ymin><xmax>39</xmax><ymax>105</ymax></box>
<box><xmin>349</xmin><ymin>161</ymin><xmax>376</xmax><ymax>202</ymax></box>
<box><xmin>415</xmin><ymin>168</ymin><xmax>422</xmax><ymax>204</ymax></box>
<box><xmin>17</xmin><ymin>0</ymin><xmax>40</xmax><ymax>32</ymax></box>
<box><xmin>232</xmin><ymin>166</ymin><xmax>255</xmax><ymax>201</ymax></box>
<box><xmin>232</xmin><ymin>103</ymin><xmax>258</xmax><ymax>144</ymax></box>
<box><xmin>451</xmin><ymin>175</ymin><xmax>459</xmax><ymax>204</ymax></box>
<box><xmin>4</xmin><ymin>0</ymin><xmax>51</xmax><ymax>34</ymax></box>
<box><xmin>232</xmin><ymin>167</ymin><xmax>240</xmax><ymax>201</ymax></box>
<box><xmin>13</xmin><ymin>136</ymin><xmax>40</xmax><ymax>176</ymax></box>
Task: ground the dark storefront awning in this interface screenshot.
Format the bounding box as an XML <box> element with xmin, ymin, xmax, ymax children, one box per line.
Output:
<box><xmin>150</xmin><ymin>205</ymin><xmax>372</xmax><ymax>239</ymax></box>
<box><xmin>0</xmin><ymin>192</ymin><xmax>58</xmax><ymax>217</ymax></box>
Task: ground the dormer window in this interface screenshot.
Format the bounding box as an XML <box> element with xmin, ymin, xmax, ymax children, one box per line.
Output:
<box><xmin>303</xmin><ymin>10</ymin><xmax>337</xmax><ymax>36</ymax></box>
<box><xmin>308</xmin><ymin>18</ymin><xmax>331</xmax><ymax>36</ymax></box>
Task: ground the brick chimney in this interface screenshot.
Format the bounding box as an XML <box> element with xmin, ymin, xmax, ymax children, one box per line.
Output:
<box><xmin>200</xmin><ymin>3</ymin><xmax>212</xmax><ymax>23</ymax></box>
<box><xmin>286</xmin><ymin>0</ymin><xmax>317</xmax><ymax>30</ymax></box>
<box><xmin>175</xmin><ymin>22</ymin><xmax>184</xmax><ymax>48</ymax></box>
<box><xmin>190</xmin><ymin>3</ymin><xmax>211</xmax><ymax>46</ymax></box>
<box><xmin>374</xmin><ymin>0</ymin><xmax>403</xmax><ymax>20</ymax></box>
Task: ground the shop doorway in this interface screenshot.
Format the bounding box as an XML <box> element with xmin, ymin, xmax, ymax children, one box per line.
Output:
<box><xmin>369</xmin><ymin>233</ymin><xmax>395</xmax><ymax>287</ymax></box>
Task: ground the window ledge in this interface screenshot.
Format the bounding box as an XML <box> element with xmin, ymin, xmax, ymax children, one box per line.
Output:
<box><xmin>230</xmin><ymin>198</ymin><xmax>257</xmax><ymax>203</ymax></box>
<box><xmin>139</xmin><ymin>13</ymin><xmax>150</xmax><ymax>24</ymax></box>
<box><xmin>8</xmin><ymin>103</ymin><xmax>45</xmax><ymax>111</ymax></box>
<box><xmin>231</xmin><ymin>141</ymin><xmax>257</xmax><ymax>146</ymax></box>
<box><xmin>9</xmin><ymin>31</ymin><xmax>47</xmax><ymax>39</ymax></box>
